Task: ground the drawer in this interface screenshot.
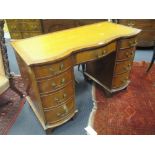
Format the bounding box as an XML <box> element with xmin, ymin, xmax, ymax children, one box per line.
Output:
<box><xmin>116</xmin><ymin>47</ymin><xmax>135</xmax><ymax>61</ymax></box>
<box><xmin>33</xmin><ymin>57</ymin><xmax>72</xmax><ymax>79</ymax></box>
<box><xmin>112</xmin><ymin>72</ymin><xmax>130</xmax><ymax>89</ymax></box>
<box><xmin>37</xmin><ymin>69</ymin><xmax>73</xmax><ymax>94</ymax></box>
<box><xmin>44</xmin><ymin>97</ymin><xmax>75</xmax><ymax>124</ymax></box>
<box><xmin>75</xmin><ymin>42</ymin><xmax>116</xmax><ymax>64</ymax></box>
<box><xmin>41</xmin><ymin>82</ymin><xmax>74</xmax><ymax>109</ymax></box>
<box><xmin>114</xmin><ymin>59</ymin><xmax>133</xmax><ymax>74</ymax></box>
<box><xmin>119</xmin><ymin>37</ymin><xmax>137</xmax><ymax>49</ymax></box>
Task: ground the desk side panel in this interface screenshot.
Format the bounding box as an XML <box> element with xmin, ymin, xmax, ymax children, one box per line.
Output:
<box><xmin>15</xmin><ymin>52</ymin><xmax>46</xmax><ymax>124</ymax></box>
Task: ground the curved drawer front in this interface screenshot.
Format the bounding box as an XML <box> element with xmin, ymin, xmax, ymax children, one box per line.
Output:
<box><xmin>33</xmin><ymin>57</ymin><xmax>72</xmax><ymax>79</ymax></box>
<box><xmin>37</xmin><ymin>69</ymin><xmax>73</xmax><ymax>94</ymax></box>
<box><xmin>114</xmin><ymin>59</ymin><xmax>132</xmax><ymax>74</ymax></box>
<box><xmin>119</xmin><ymin>37</ymin><xmax>137</xmax><ymax>49</ymax></box>
<box><xmin>112</xmin><ymin>72</ymin><xmax>130</xmax><ymax>88</ymax></box>
<box><xmin>75</xmin><ymin>42</ymin><xmax>116</xmax><ymax>64</ymax></box>
<box><xmin>44</xmin><ymin>97</ymin><xmax>75</xmax><ymax>124</ymax></box>
<box><xmin>116</xmin><ymin>47</ymin><xmax>135</xmax><ymax>61</ymax></box>
<box><xmin>41</xmin><ymin>82</ymin><xmax>74</xmax><ymax>109</ymax></box>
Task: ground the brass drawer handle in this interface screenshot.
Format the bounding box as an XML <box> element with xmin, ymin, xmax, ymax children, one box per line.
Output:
<box><xmin>125</xmin><ymin>52</ymin><xmax>130</xmax><ymax>58</ymax></box>
<box><xmin>61</xmin><ymin>78</ymin><xmax>66</xmax><ymax>84</ymax></box>
<box><xmin>102</xmin><ymin>50</ymin><xmax>107</xmax><ymax>55</ymax></box>
<box><xmin>60</xmin><ymin>63</ymin><xmax>64</xmax><ymax>70</ymax></box>
<box><xmin>63</xmin><ymin>93</ymin><xmax>67</xmax><ymax>98</ymax></box>
<box><xmin>49</xmin><ymin>68</ymin><xmax>54</xmax><ymax>73</ymax></box>
<box><xmin>129</xmin><ymin>40</ymin><xmax>137</xmax><ymax>47</ymax></box>
<box><xmin>51</xmin><ymin>82</ymin><xmax>56</xmax><ymax>88</ymax></box>
<box><xmin>97</xmin><ymin>50</ymin><xmax>106</xmax><ymax>58</ymax></box>
<box><xmin>54</xmin><ymin>93</ymin><xmax>67</xmax><ymax>103</ymax></box>
<box><xmin>54</xmin><ymin>97</ymin><xmax>59</xmax><ymax>102</ymax></box>
<box><xmin>121</xmin><ymin>77</ymin><xmax>128</xmax><ymax>83</ymax></box>
<box><xmin>56</xmin><ymin>105</ymin><xmax>68</xmax><ymax>117</ymax></box>
<box><xmin>128</xmin><ymin>22</ymin><xmax>135</xmax><ymax>27</ymax></box>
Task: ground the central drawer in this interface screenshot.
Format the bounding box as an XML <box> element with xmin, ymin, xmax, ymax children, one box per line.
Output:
<box><xmin>44</xmin><ymin>97</ymin><xmax>75</xmax><ymax>124</ymax></box>
<box><xmin>41</xmin><ymin>82</ymin><xmax>74</xmax><ymax>109</ymax></box>
<box><xmin>37</xmin><ymin>68</ymin><xmax>73</xmax><ymax>94</ymax></box>
<box><xmin>75</xmin><ymin>42</ymin><xmax>116</xmax><ymax>64</ymax></box>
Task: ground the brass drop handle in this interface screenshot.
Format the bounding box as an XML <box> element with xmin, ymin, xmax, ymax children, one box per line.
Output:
<box><xmin>102</xmin><ymin>50</ymin><xmax>107</xmax><ymax>55</ymax></box>
<box><xmin>121</xmin><ymin>78</ymin><xmax>128</xmax><ymax>83</ymax></box>
<box><xmin>61</xmin><ymin>78</ymin><xmax>66</xmax><ymax>85</ymax></box>
<box><xmin>128</xmin><ymin>64</ymin><xmax>131</xmax><ymax>69</ymax></box>
<box><xmin>126</xmin><ymin>52</ymin><xmax>130</xmax><ymax>58</ymax></box>
<box><xmin>97</xmin><ymin>52</ymin><xmax>102</xmax><ymax>58</ymax></box>
<box><xmin>129</xmin><ymin>40</ymin><xmax>137</xmax><ymax>47</ymax></box>
<box><xmin>63</xmin><ymin>93</ymin><xmax>67</xmax><ymax>98</ymax></box>
<box><xmin>49</xmin><ymin>68</ymin><xmax>54</xmax><ymax>73</ymax></box>
<box><xmin>128</xmin><ymin>22</ymin><xmax>135</xmax><ymax>27</ymax></box>
<box><xmin>60</xmin><ymin>63</ymin><xmax>64</xmax><ymax>70</ymax></box>
<box><xmin>56</xmin><ymin>105</ymin><xmax>68</xmax><ymax>117</ymax></box>
<box><xmin>55</xmin><ymin>93</ymin><xmax>67</xmax><ymax>103</ymax></box>
<box><xmin>51</xmin><ymin>82</ymin><xmax>56</xmax><ymax>88</ymax></box>
<box><xmin>54</xmin><ymin>97</ymin><xmax>59</xmax><ymax>102</ymax></box>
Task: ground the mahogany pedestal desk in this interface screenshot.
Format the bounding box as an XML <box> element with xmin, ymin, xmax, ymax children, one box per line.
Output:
<box><xmin>11</xmin><ymin>22</ymin><xmax>141</xmax><ymax>134</ymax></box>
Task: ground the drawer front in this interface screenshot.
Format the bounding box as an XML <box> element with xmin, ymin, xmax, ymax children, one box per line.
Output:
<box><xmin>112</xmin><ymin>72</ymin><xmax>130</xmax><ymax>88</ymax></box>
<box><xmin>41</xmin><ymin>82</ymin><xmax>74</xmax><ymax>109</ymax></box>
<box><xmin>116</xmin><ymin>47</ymin><xmax>135</xmax><ymax>61</ymax></box>
<box><xmin>75</xmin><ymin>42</ymin><xmax>116</xmax><ymax>64</ymax></box>
<box><xmin>119</xmin><ymin>37</ymin><xmax>137</xmax><ymax>49</ymax></box>
<box><xmin>114</xmin><ymin>59</ymin><xmax>133</xmax><ymax>74</ymax></box>
<box><xmin>44</xmin><ymin>97</ymin><xmax>75</xmax><ymax>124</ymax></box>
<box><xmin>33</xmin><ymin>57</ymin><xmax>72</xmax><ymax>79</ymax></box>
<box><xmin>37</xmin><ymin>69</ymin><xmax>73</xmax><ymax>94</ymax></box>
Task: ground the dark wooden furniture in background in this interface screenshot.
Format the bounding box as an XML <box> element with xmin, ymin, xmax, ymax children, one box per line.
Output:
<box><xmin>6</xmin><ymin>19</ymin><xmax>106</xmax><ymax>39</ymax></box>
<box><xmin>117</xmin><ymin>19</ymin><xmax>155</xmax><ymax>47</ymax></box>
<box><xmin>0</xmin><ymin>20</ymin><xmax>23</xmax><ymax>107</ymax></box>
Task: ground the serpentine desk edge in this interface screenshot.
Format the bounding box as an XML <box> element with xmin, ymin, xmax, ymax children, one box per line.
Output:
<box><xmin>11</xmin><ymin>21</ymin><xmax>141</xmax><ymax>66</ymax></box>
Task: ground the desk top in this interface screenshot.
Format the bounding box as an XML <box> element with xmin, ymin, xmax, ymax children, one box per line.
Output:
<box><xmin>11</xmin><ymin>21</ymin><xmax>141</xmax><ymax>65</ymax></box>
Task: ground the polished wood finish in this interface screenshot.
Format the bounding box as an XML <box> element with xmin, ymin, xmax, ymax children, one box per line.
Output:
<box><xmin>44</xmin><ymin>97</ymin><xmax>75</xmax><ymax>124</ymax></box>
<box><xmin>33</xmin><ymin>56</ymin><xmax>73</xmax><ymax>79</ymax></box>
<box><xmin>75</xmin><ymin>42</ymin><xmax>116</xmax><ymax>64</ymax></box>
<box><xmin>37</xmin><ymin>68</ymin><xmax>73</xmax><ymax>94</ymax></box>
<box><xmin>11</xmin><ymin>22</ymin><xmax>140</xmax><ymax>133</ymax></box>
<box><xmin>41</xmin><ymin>82</ymin><xmax>74</xmax><ymax>109</ymax></box>
<box><xmin>85</xmin><ymin>36</ymin><xmax>137</xmax><ymax>92</ymax></box>
<box><xmin>118</xmin><ymin>19</ymin><xmax>155</xmax><ymax>47</ymax></box>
